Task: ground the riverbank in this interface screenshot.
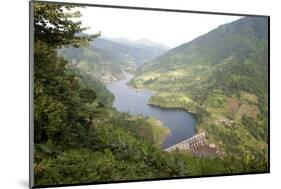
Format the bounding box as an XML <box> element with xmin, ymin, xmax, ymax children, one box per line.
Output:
<box><xmin>147</xmin><ymin>103</ymin><xmax>198</xmax><ymax>118</ymax></box>
<box><xmin>127</xmin><ymin>74</ymin><xmax>199</xmax><ymax>117</ymax></box>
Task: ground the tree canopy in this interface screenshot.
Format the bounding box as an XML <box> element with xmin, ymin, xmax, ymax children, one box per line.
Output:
<box><xmin>34</xmin><ymin>2</ymin><xmax>99</xmax><ymax>48</ymax></box>
<box><xmin>33</xmin><ymin>2</ymin><xmax>99</xmax><ymax>145</ymax></box>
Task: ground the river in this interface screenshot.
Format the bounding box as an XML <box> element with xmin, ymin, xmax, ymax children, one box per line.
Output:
<box><xmin>106</xmin><ymin>73</ymin><xmax>197</xmax><ymax>148</ymax></box>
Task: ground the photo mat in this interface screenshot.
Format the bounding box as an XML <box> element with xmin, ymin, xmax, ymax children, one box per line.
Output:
<box><xmin>30</xmin><ymin>1</ymin><xmax>270</xmax><ymax>188</ymax></box>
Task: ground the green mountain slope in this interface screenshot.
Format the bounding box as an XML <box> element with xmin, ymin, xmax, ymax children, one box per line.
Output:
<box><xmin>131</xmin><ymin>17</ymin><xmax>269</xmax><ymax>157</ymax></box>
<box><xmin>59</xmin><ymin>38</ymin><xmax>168</xmax><ymax>82</ymax></box>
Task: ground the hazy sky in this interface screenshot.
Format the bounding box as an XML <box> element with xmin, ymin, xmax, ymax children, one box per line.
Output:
<box><xmin>79</xmin><ymin>6</ymin><xmax>241</xmax><ymax>47</ymax></box>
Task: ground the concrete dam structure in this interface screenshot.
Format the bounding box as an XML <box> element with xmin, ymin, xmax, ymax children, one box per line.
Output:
<box><xmin>164</xmin><ymin>132</ymin><xmax>206</xmax><ymax>152</ymax></box>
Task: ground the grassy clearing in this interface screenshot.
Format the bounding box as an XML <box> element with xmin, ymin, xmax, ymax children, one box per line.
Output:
<box><xmin>128</xmin><ymin>115</ymin><xmax>170</xmax><ymax>146</ymax></box>
<box><xmin>149</xmin><ymin>92</ymin><xmax>192</xmax><ymax>109</ymax></box>
<box><xmin>145</xmin><ymin>117</ymin><xmax>171</xmax><ymax>146</ymax></box>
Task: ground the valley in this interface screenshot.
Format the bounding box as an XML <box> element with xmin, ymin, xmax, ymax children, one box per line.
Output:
<box><xmin>59</xmin><ymin>38</ymin><xmax>169</xmax><ymax>83</ymax></box>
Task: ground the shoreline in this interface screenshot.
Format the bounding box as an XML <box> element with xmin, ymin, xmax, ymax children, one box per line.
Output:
<box><xmin>124</xmin><ymin>73</ymin><xmax>197</xmax><ymax>116</ymax></box>
<box><xmin>123</xmin><ymin>73</ymin><xmax>198</xmax><ymax>116</ymax></box>
<box><xmin>147</xmin><ymin>103</ymin><xmax>198</xmax><ymax>119</ymax></box>
<box><xmin>107</xmin><ymin>72</ymin><xmax>200</xmax><ymax>148</ymax></box>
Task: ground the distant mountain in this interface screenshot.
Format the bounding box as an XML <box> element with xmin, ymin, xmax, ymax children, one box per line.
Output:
<box><xmin>131</xmin><ymin>17</ymin><xmax>269</xmax><ymax>155</ymax></box>
<box><xmin>108</xmin><ymin>37</ymin><xmax>170</xmax><ymax>52</ymax></box>
<box><xmin>93</xmin><ymin>38</ymin><xmax>169</xmax><ymax>66</ymax></box>
<box><xmin>59</xmin><ymin>37</ymin><xmax>168</xmax><ymax>82</ymax></box>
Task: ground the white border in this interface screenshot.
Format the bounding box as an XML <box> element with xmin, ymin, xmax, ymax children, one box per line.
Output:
<box><xmin>1</xmin><ymin>0</ymin><xmax>279</xmax><ymax>189</ymax></box>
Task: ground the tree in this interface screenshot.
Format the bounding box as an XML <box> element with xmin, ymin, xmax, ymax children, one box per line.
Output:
<box><xmin>33</xmin><ymin>2</ymin><xmax>99</xmax><ymax>145</ymax></box>
<box><xmin>79</xmin><ymin>89</ymin><xmax>97</xmax><ymax>103</ymax></box>
<box><xmin>34</xmin><ymin>1</ymin><xmax>99</xmax><ymax>48</ymax></box>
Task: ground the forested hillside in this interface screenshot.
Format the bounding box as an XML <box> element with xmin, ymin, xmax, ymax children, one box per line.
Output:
<box><xmin>33</xmin><ymin>2</ymin><xmax>190</xmax><ymax>186</ymax></box>
<box><xmin>131</xmin><ymin>17</ymin><xmax>268</xmax><ymax>162</ymax></box>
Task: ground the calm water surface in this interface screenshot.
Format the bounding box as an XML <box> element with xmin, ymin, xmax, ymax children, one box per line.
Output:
<box><xmin>106</xmin><ymin>73</ymin><xmax>197</xmax><ymax>148</ymax></box>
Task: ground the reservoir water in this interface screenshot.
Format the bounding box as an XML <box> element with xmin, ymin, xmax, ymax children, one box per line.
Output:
<box><xmin>106</xmin><ymin>73</ymin><xmax>197</xmax><ymax>148</ymax></box>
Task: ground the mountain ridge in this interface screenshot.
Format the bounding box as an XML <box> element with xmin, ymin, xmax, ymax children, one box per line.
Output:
<box><xmin>137</xmin><ymin>16</ymin><xmax>268</xmax><ymax>74</ymax></box>
<box><xmin>104</xmin><ymin>37</ymin><xmax>170</xmax><ymax>51</ymax></box>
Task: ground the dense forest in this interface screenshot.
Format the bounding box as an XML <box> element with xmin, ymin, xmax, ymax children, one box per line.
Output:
<box><xmin>33</xmin><ymin>2</ymin><xmax>268</xmax><ymax>187</ymax></box>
